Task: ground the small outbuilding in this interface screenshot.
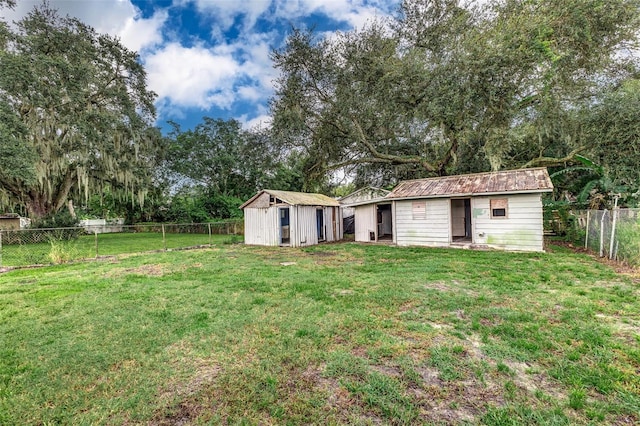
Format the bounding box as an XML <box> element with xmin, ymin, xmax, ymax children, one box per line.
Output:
<box><xmin>241</xmin><ymin>189</ymin><xmax>343</xmax><ymax>247</ymax></box>
<box><xmin>352</xmin><ymin>167</ymin><xmax>553</xmax><ymax>252</ymax></box>
<box><xmin>338</xmin><ymin>187</ymin><xmax>390</xmax><ymax>234</ymax></box>
<box><xmin>0</xmin><ymin>214</ymin><xmax>21</xmax><ymax>230</ymax></box>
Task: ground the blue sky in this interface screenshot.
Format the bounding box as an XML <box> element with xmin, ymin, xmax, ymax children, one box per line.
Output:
<box><xmin>3</xmin><ymin>0</ymin><xmax>400</xmax><ymax>132</ymax></box>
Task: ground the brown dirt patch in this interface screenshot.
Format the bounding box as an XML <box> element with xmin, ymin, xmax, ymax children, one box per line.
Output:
<box><xmin>152</xmin><ymin>355</ymin><xmax>221</xmax><ymax>426</ymax></box>
<box><xmin>595</xmin><ymin>313</ymin><xmax>640</xmax><ymax>342</ymax></box>
<box><xmin>424</xmin><ymin>281</ymin><xmax>453</xmax><ymax>292</ymax></box>
<box><xmin>502</xmin><ymin>360</ymin><xmax>567</xmax><ymax>401</ymax></box>
<box><xmin>104</xmin><ymin>262</ymin><xmax>203</xmax><ymax>278</ymax></box>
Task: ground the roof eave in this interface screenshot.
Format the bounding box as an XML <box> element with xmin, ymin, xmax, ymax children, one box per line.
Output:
<box><xmin>386</xmin><ymin>188</ymin><xmax>553</xmax><ymax>201</ymax></box>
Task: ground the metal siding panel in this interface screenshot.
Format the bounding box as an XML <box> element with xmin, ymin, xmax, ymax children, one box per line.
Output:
<box><xmin>355</xmin><ymin>204</ymin><xmax>376</xmax><ymax>242</ymax></box>
<box><xmin>244</xmin><ymin>207</ymin><xmax>279</xmax><ymax>246</ymax></box>
<box><xmin>291</xmin><ymin>205</ymin><xmax>299</xmax><ymax>247</ymax></box>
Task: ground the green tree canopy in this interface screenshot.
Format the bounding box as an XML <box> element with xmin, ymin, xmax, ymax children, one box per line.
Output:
<box><xmin>0</xmin><ymin>4</ymin><xmax>160</xmax><ymax>218</ymax></box>
<box><xmin>167</xmin><ymin>117</ymin><xmax>302</xmax><ymax>201</ymax></box>
<box><xmin>271</xmin><ymin>0</ymin><xmax>640</xmax><ymax>188</ymax></box>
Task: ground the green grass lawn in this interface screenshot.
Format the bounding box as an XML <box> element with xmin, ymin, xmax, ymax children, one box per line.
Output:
<box><xmin>1</xmin><ymin>243</ymin><xmax>639</xmax><ymax>425</ymax></box>
<box><xmin>1</xmin><ymin>232</ymin><xmax>237</xmax><ymax>267</ymax></box>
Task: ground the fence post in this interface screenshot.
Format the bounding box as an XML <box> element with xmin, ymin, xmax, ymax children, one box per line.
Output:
<box><xmin>162</xmin><ymin>224</ymin><xmax>167</xmax><ymax>251</ymax></box>
<box><xmin>584</xmin><ymin>210</ymin><xmax>590</xmax><ymax>249</ymax></box>
<box><xmin>599</xmin><ymin>209</ymin><xmax>607</xmax><ymax>257</ymax></box>
<box><xmin>94</xmin><ymin>230</ymin><xmax>98</xmax><ymax>258</ymax></box>
<box><xmin>208</xmin><ymin>223</ymin><xmax>212</xmax><ymax>245</ymax></box>
<box><xmin>609</xmin><ymin>196</ymin><xmax>619</xmax><ymax>260</ymax></box>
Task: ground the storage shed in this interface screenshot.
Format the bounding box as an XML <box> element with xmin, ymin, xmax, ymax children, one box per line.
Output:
<box><xmin>338</xmin><ymin>187</ymin><xmax>390</xmax><ymax>234</ymax></box>
<box><xmin>0</xmin><ymin>214</ymin><xmax>21</xmax><ymax>230</ymax></box>
<box><xmin>338</xmin><ymin>187</ymin><xmax>390</xmax><ymax>218</ymax></box>
<box><xmin>352</xmin><ymin>168</ymin><xmax>553</xmax><ymax>251</ymax></box>
<box><xmin>241</xmin><ymin>190</ymin><xmax>343</xmax><ymax>247</ymax></box>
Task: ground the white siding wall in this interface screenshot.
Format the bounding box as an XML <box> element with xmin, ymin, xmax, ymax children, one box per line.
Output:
<box><xmin>395</xmin><ymin>199</ymin><xmax>450</xmax><ymax>247</ymax></box>
<box><xmin>354</xmin><ymin>204</ymin><xmax>376</xmax><ymax>242</ymax></box>
<box><xmin>245</xmin><ymin>204</ymin><xmax>342</xmax><ymax>247</ymax></box>
<box><xmin>290</xmin><ymin>206</ymin><xmax>314</xmax><ymax>247</ymax></box>
<box><xmin>325</xmin><ymin>206</ymin><xmax>342</xmax><ymax>242</ymax></box>
<box><xmin>243</xmin><ymin>207</ymin><xmax>279</xmax><ymax>246</ymax></box>
<box><xmin>472</xmin><ymin>193</ymin><xmax>544</xmax><ymax>251</ymax></box>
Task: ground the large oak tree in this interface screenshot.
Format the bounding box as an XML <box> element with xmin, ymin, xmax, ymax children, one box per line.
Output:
<box><xmin>0</xmin><ymin>4</ymin><xmax>160</xmax><ymax>218</ymax></box>
<box><xmin>271</xmin><ymin>0</ymin><xmax>640</xmax><ymax>188</ymax></box>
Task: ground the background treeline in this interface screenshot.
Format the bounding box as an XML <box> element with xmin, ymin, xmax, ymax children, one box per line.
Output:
<box><xmin>1</xmin><ymin>0</ymin><xmax>639</xmax><ymax>227</ymax></box>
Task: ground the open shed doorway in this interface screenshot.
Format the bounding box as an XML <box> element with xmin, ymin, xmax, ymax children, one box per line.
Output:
<box><xmin>316</xmin><ymin>208</ymin><xmax>325</xmax><ymax>242</ymax></box>
<box><xmin>376</xmin><ymin>204</ymin><xmax>393</xmax><ymax>241</ymax></box>
<box><xmin>280</xmin><ymin>207</ymin><xmax>290</xmax><ymax>245</ymax></box>
<box><xmin>451</xmin><ymin>198</ymin><xmax>472</xmax><ymax>242</ymax></box>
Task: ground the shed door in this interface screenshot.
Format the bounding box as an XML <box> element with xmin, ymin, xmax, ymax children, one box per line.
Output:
<box><xmin>316</xmin><ymin>209</ymin><xmax>325</xmax><ymax>241</ymax></box>
<box><xmin>280</xmin><ymin>207</ymin><xmax>290</xmax><ymax>244</ymax></box>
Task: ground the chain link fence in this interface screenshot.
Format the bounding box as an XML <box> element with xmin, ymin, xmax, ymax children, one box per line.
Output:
<box><xmin>0</xmin><ymin>221</ymin><xmax>244</xmax><ymax>268</ymax></box>
<box><xmin>573</xmin><ymin>209</ymin><xmax>640</xmax><ymax>266</ymax></box>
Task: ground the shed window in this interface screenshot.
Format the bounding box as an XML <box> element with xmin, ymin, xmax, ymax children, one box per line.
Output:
<box><xmin>412</xmin><ymin>202</ymin><xmax>426</xmax><ymax>220</ymax></box>
<box><xmin>490</xmin><ymin>198</ymin><xmax>508</xmax><ymax>218</ymax></box>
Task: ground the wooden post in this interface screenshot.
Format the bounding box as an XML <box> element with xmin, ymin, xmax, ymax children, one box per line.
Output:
<box><xmin>208</xmin><ymin>223</ymin><xmax>212</xmax><ymax>245</ymax></box>
<box><xmin>162</xmin><ymin>224</ymin><xmax>166</xmax><ymax>251</ymax></box>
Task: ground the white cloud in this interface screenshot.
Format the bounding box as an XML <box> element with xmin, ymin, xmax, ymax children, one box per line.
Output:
<box><xmin>242</xmin><ymin>113</ymin><xmax>272</xmax><ymax>130</ymax></box>
<box><xmin>118</xmin><ymin>9</ymin><xmax>168</xmax><ymax>52</ymax></box>
<box><xmin>176</xmin><ymin>0</ymin><xmax>272</xmax><ymax>33</ymax></box>
<box><xmin>144</xmin><ymin>42</ymin><xmax>241</xmax><ymax>109</ymax></box>
<box><xmin>274</xmin><ymin>0</ymin><xmax>390</xmax><ymax>29</ymax></box>
<box><xmin>2</xmin><ymin>0</ymin><xmax>168</xmax><ymax>53</ymax></box>
<box><xmin>1</xmin><ymin>0</ymin><xmax>399</xmax><ymax>125</ymax></box>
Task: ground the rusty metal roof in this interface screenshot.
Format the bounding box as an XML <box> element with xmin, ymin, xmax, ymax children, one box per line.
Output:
<box><xmin>386</xmin><ymin>167</ymin><xmax>553</xmax><ymax>200</ymax></box>
<box><xmin>240</xmin><ymin>189</ymin><xmax>340</xmax><ymax>208</ymax></box>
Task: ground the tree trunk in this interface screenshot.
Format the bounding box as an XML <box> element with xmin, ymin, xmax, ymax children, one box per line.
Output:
<box><xmin>25</xmin><ymin>193</ymin><xmax>51</xmax><ymax>220</ymax></box>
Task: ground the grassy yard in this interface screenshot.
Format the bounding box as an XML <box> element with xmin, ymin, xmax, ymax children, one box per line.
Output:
<box><xmin>1</xmin><ymin>243</ymin><xmax>639</xmax><ymax>425</ymax></box>
<box><xmin>0</xmin><ymin>232</ymin><xmax>238</xmax><ymax>267</ymax></box>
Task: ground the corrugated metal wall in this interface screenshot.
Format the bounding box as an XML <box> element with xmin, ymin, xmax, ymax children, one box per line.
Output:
<box><xmin>293</xmin><ymin>206</ymin><xmax>319</xmax><ymax>247</ymax></box>
<box><xmin>243</xmin><ymin>207</ymin><xmax>279</xmax><ymax>246</ymax></box>
<box><xmin>354</xmin><ymin>204</ymin><xmax>376</xmax><ymax>242</ymax></box>
<box><xmin>245</xmin><ymin>205</ymin><xmax>342</xmax><ymax>247</ymax></box>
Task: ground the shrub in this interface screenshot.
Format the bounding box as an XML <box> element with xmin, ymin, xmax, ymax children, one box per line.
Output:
<box><xmin>31</xmin><ymin>211</ymin><xmax>79</xmax><ymax>229</ymax></box>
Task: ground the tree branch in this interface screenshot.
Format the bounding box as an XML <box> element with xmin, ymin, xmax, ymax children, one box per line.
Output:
<box><xmin>350</xmin><ymin>117</ymin><xmax>437</xmax><ymax>172</ymax></box>
<box><xmin>520</xmin><ymin>146</ymin><xmax>586</xmax><ymax>168</ymax></box>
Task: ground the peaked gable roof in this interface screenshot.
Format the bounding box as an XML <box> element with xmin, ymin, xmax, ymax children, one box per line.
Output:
<box><xmin>386</xmin><ymin>167</ymin><xmax>553</xmax><ymax>200</ymax></box>
<box><xmin>338</xmin><ymin>187</ymin><xmax>390</xmax><ymax>204</ymax></box>
<box><xmin>240</xmin><ymin>189</ymin><xmax>340</xmax><ymax>209</ymax></box>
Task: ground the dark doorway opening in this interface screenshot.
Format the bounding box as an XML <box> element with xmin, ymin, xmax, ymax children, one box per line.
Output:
<box><xmin>316</xmin><ymin>209</ymin><xmax>325</xmax><ymax>241</ymax></box>
<box><xmin>451</xmin><ymin>199</ymin><xmax>472</xmax><ymax>242</ymax></box>
<box><xmin>280</xmin><ymin>207</ymin><xmax>290</xmax><ymax>245</ymax></box>
<box><xmin>376</xmin><ymin>204</ymin><xmax>393</xmax><ymax>241</ymax></box>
